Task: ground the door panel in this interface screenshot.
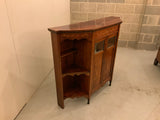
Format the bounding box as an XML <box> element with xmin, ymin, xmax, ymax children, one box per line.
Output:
<box><xmin>92</xmin><ymin>52</ymin><xmax>103</xmax><ymax>89</ymax></box>
<box><xmin>101</xmin><ymin>36</ymin><xmax>116</xmax><ymax>83</ymax></box>
<box><xmin>92</xmin><ymin>40</ymin><xmax>104</xmax><ymax>89</ymax></box>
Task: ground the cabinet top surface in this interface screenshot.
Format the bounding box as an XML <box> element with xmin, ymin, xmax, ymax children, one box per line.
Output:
<box><xmin>48</xmin><ymin>16</ymin><xmax>122</xmax><ymax>33</ymax></box>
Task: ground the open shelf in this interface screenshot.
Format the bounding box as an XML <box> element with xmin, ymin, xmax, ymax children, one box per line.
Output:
<box><xmin>63</xmin><ymin>72</ymin><xmax>89</xmax><ymax>100</ymax></box>
<box><xmin>64</xmin><ymin>88</ymin><xmax>88</xmax><ymax>99</ymax></box>
<box><xmin>60</xmin><ymin>39</ymin><xmax>90</xmax><ymax>102</ymax></box>
<box><xmin>62</xmin><ymin>65</ymin><xmax>90</xmax><ymax>77</ymax></box>
<box><xmin>61</xmin><ymin>48</ymin><xmax>77</xmax><ymax>57</ymax></box>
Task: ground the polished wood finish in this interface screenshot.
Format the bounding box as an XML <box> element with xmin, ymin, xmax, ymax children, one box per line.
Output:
<box><xmin>154</xmin><ymin>47</ymin><xmax>160</xmax><ymax>65</ymax></box>
<box><xmin>49</xmin><ymin>17</ymin><xmax>122</xmax><ymax>33</ymax></box>
<box><xmin>48</xmin><ymin>17</ymin><xmax>122</xmax><ymax>108</ymax></box>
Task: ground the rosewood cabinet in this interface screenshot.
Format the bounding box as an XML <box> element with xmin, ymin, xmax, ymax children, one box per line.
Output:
<box><xmin>48</xmin><ymin>17</ymin><xmax>122</xmax><ymax>108</ymax></box>
<box><xmin>154</xmin><ymin>47</ymin><xmax>160</xmax><ymax>65</ymax></box>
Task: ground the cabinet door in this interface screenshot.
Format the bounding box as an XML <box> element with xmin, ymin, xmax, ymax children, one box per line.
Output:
<box><xmin>92</xmin><ymin>40</ymin><xmax>105</xmax><ymax>90</ymax></box>
<box><xmin>101</xmin><ymin>35</ymin><xmax>117</xmax><ymax>83</ymax></box>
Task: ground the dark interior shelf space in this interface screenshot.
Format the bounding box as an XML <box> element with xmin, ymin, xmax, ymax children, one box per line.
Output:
<box><xmin>61</xmin><ymin>48</ymin><xmax>77</xmax><ymax>57</ymax></box>
<box><xmin>64</xmin><ymin>88</ymin><xmax>88</xmax><ymax>99</ymax></box>
<box><xmin>62</xmin><ymin>65</ymin><xmax>90</xmax><ymax>77</ymax></box>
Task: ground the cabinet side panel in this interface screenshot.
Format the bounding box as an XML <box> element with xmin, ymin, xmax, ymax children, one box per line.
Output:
<box><xmin>74</xmin><ymin>39</ymin><xmax>92</xmax><ymax>71</ymax></box>
<box><xmin>109</xmin><ymin>24</ymin><xmax>121</xmax><ymax>85</ymax></box>
<box><xmin>88</xmin><ymin>32</ymin><xmax>94</xmax><ymax>98</ymax></box>
<box><xmin>51</xmin><ymin>32</ymin><xmax>64</xmax><ymax>108</ymax></box>
<box><xmin>92</xmin><ymin>52</ymin><xmax>103</xmax><ymax>90</ymax></box>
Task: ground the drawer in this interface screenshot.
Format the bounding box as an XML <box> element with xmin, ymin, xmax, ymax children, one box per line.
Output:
<box><xmin>93</xmin><ymin>25</ymin><xmax>119</xmax><ymax>41</ymax></box>
<box><xmin>60</xmin><ymin>32</ymin><xmax>92</xmax><ymax>41</ymax></box>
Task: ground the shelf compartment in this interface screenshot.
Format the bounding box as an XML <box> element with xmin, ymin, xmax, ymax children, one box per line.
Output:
<box><xmin>62</xmin><ymin>65</ymin><xmax>90</xmax><ymax>77</ymax></box>
<box><xmin>61</xmin><ymin>48</ymin><xmax>77</xmax><ymax>57</ymax></box>
<box><xmin>64</xmin><ymin>88</ymin><xmax>88</xmax><ymax>99</ymax></box>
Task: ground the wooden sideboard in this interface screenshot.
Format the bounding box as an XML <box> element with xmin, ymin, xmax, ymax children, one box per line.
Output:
<box><xmin>154</xmin><ymin>47</ymin><xmax>160</xmax><ymax>65</ymax></box>
<box><xmin>48</xmin><ymin>17</ymin><xmax>122</xmax><ymax>108</ymax></box>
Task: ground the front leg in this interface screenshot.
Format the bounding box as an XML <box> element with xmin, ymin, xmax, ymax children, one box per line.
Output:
<box><xmin>87</xmin><ymin>98</ymin><xmax>90</xmax><ymax>104</ymax></box>
<box><xmin>154</xmin><ymin>58</ymin><xmax>158</xmax><ymax>66</ymax></box>
<box><xmin>109</xmin><ymin>80</ymin><xmax>112</xmax><ymax>86</ymax></box>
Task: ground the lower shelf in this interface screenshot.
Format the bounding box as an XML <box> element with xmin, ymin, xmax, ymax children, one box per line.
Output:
<box><xmin>64</xmin><ymin>88</ymin><xmax>88</xmax><ymax>99</ymax></box>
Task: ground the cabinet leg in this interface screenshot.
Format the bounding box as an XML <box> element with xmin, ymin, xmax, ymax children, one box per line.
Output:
<box><xmin>109</xmin><ymin>81</ymin><xmax>112</xmax><ymax>86</ymax></box>
<box><xmin>58</xmin><ymin>103</ymin><xmax>64</xmax><ymax>109</ymax></box>
<box><xmin>154</xmin><ymin>58</ymin><xmax>158</xmax><ymax>66</ymax></box>
<box><xmin>87</xmin><ymin>98</ymin><xmax>90</xmax><ymax>104</ymax></box>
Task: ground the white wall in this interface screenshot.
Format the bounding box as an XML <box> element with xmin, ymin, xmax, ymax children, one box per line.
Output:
<box><xmin>0</xmin><ymin>0</ymin><xmax>70</xmax><ymax>120</ymax></box>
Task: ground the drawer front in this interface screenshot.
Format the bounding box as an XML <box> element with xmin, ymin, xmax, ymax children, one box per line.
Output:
<box><xmin>93</xmin><ymin>25</ymin><xmax>119</xmax><ymax>41</ymax></box>
<box><xmin>60</xmin><ymin>32</ymin><xmax>92</xmax><ymax>41</ymax></box>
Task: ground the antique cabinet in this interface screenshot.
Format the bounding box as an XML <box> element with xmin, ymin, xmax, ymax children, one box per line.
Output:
<box><xmin>48</xmin><ymin>17</ymin><xmax>122</xmax><ymax>108</ymax></box>
<box><xmin>154</xmin><ymin>47</ymin><xmax>160</xmax><ymax>65</ymax></box>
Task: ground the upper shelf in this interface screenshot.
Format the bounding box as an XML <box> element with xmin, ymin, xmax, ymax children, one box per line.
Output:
<box><xmin>48</xmin><ymin>16</ymin><xmax>122</xmax><ymax>33</ymax></box>
<box><xmin>62</xmin><ymin>65</ymin><xmax>90</xmax><ymax>77</ymax></box>
<box><xmin>61</xmin><ymin>48</ymin><xmax>77</xmax><ymax>57</ymax></box>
